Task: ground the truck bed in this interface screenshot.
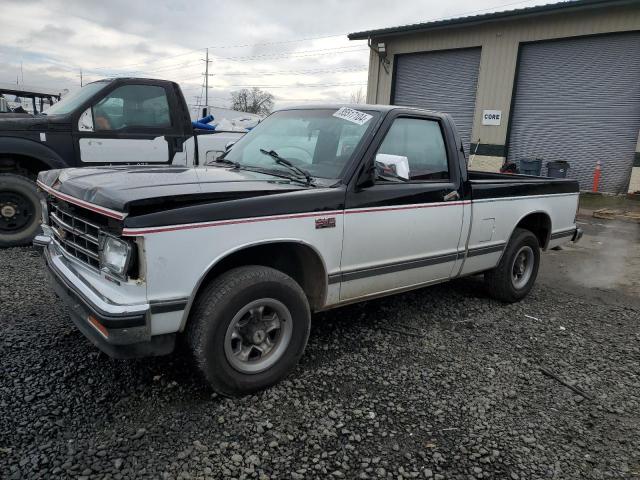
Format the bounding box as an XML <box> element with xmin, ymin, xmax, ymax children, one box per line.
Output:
<box><xmin>467</xmin><ymin>170</ymin><xmax>579</xmax><ymax>199</ymax></box>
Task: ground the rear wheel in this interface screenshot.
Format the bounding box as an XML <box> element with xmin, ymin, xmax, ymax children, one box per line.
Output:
<box><xmin>0</xmin><ymin>173</ymin><xmax>42</xmax><ymax>248</ymax></box>
<box><xmin>187</xmin><ymin>265</ymin><xmax>311</xmax><ymax>396</ymax></box>
<box><xmin>484</xmin><ymin>228</ymin><xmax>540</xmax><ymax>303</ymax></box>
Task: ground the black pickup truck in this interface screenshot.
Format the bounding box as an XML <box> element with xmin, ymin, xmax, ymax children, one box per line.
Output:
<box><xmin>36</xmin><ymin>104</ymin><xmax>581</xmax><ymax>395</ymax></box>
<box><xmin>0</xmin><ymin>77</ymin><xmax>244</xmax><ymax>247</ymax></box>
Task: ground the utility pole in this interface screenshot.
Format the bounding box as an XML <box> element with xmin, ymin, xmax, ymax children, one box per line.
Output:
<box><xmin>205</xmin><ymin>48</ymin><xmax>209</xmax><ymax>115</ymax></box>
<box><xmin>79</xmin><ymin>69</ymin><xmax>83</xmax><ymax>87</ymax></box>
<box><xmin>201</xmin><ymin>48</ymin><xmax>212</xmax><ymax>117</ymax></box>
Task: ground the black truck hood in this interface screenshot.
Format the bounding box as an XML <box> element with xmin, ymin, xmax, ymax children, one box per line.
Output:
<box><xmin>38</xmin><ymin>165</ymin><xmax>316</xmax><ymax>213</ymax></box>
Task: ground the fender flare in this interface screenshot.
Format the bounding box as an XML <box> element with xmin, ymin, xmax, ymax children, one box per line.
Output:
<box><xmin>0</xmin><ymin>137</ymin><xmax>67</xmax><ymax>170</ymax></box>
<box><xmin>178</xmin><ymin>238</ymin><xmax>329</xmax><ymax>330</ymax></box>
<box><xmin>500</xmin><ymin>210</ymin><xmax>552</xmax><ymax>262</ymax></box>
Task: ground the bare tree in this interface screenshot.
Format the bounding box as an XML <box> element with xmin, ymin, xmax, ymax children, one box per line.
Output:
<box><xmin>350</xmin><ymin>88</ymin><xmax>366</xmax><ymax>104</ymax></box>
<box><xmin>230</xmin><ymin>87</ymin><xmax>274</xmax><ymax>115</ymax></box>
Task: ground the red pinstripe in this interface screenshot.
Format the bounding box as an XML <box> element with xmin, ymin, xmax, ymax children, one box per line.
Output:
<box><xmin>36</xmin><ymin>180</ymin><xmax>126</xmax><ymax>220</ymax></box>
<box><xmin>122</xmin><ymin>201</ymin><xmax>471</xmax><ymax>236</ymax></box>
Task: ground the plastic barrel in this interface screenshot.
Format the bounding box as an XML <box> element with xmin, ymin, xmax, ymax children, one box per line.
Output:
<box><xmin>546</xmin><ymin>160</ymin><xmax>570</xmax><ymax>178</ymax></box>
<box><xmin>519</xmin><ymin>158</ymin><xmax>543</xmax><ymax>176</ymax></box>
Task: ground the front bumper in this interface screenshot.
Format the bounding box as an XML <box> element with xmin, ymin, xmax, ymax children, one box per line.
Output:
<box><xmin>37</xmin><ymin>235</ymin><xmax>175</xmax><ymax>358</ymax></box>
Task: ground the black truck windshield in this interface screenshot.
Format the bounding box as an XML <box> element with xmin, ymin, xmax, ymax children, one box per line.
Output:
<box><xmin>223</xmin><ymin>108</ymin><xmax>379</xmax><ymax>179</ymax></box>
<box><xmin>46</xmin><ymin>81</ymin><xmax>109</xmax><ymax>115</ymax></box>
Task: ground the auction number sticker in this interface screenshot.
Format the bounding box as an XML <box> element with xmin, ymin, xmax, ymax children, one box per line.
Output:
<box><xmin>333</xmin><ymin>107</ymin><xmax>373</xmax><ymax>125</ymax></box>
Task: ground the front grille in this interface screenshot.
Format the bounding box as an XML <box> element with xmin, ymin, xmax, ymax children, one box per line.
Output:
<box><xmin>49</xmin><ymin>202</ymin><xmax>102</xmax><ymax>269</ymax></box>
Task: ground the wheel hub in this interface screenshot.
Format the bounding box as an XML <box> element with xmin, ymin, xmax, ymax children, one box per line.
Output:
<box><xmin>0</xmin><ymin>190</ymin><xmax>37</xmax><ymax>234</ymax></box>
<box><xmin>511</xmin><ymin>246</ymin><xmax>534</xmax><ymax>289</ymax></box>
<box><xmin>251</xmin><ymin>329</ymin><xmax>266</xmax><ymax>345</ymax></box>
<box><xmin>224</xmin><ymin>298</ymin><xmax>293</xmax><ymax>374</ymax></box>
<box><xmin>1</xmin><ymin>204</ymin><xmax>17</xmax><ymax>219</ymax></box>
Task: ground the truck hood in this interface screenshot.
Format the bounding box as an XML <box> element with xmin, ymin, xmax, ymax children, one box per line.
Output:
<box><xmin>38</xmin><ymin>165</ymin><xmax>317</xmax><ymax>214</ymax></box>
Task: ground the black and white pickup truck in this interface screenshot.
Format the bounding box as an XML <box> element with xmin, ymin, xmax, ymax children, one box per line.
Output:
<box><xmin>0</xmin><ymin>78</ymin><xmax>244</xmax><ymax>247</ymax></box>
<box><xmin>35</xmin><ymin>105</ymin><xmax>582</xmax><ymax>396</ymax></box>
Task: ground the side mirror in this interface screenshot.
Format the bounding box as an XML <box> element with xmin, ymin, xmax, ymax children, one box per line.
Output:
<box><xmin>78</xmin><ymin>108</ymin><xmax>94</xmax><ymax>132</ymax></box>
<box><xmin>375</xmin><ymin>153</ymin><xmax>410</xmax><ymax>181</ymax></box>
<box><xmin>225</xmin><ymin>141</ymin><xmax>236</xmax><ymax>151</ymax></box>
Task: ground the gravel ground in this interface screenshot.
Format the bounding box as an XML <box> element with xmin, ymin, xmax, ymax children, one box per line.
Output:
<box><xmin>1</xmin><ymin>238</ymin><xmax>639</xmax><ymax>480</ymax></box>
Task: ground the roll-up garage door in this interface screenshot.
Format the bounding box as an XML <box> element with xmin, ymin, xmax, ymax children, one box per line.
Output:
<box><xmin>393</xmin><ymin>47</ymin><xmax>481</xmax><ymax>154</ymax></box>
<box><xmin>507</xmin><ymin>33</ymin><xmax>640</xmax><ymax>193</ymax></box>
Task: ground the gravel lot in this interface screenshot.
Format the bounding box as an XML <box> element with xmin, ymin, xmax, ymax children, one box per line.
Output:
<box><xmin>1</xmin><ymin>219</ymin><xmax>639</xmax><ymax>480</ymax></box>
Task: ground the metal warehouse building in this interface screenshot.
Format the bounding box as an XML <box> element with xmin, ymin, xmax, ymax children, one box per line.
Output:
<box><xmin>349</xmin><ymin>0</ymin><xmax>640</xmax><ymax>194</ymax></box>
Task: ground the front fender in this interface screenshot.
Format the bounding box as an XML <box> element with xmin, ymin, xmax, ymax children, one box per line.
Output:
<box><xmin>178</xmin><ymin>238</ymin><xmax>329</xmax><ymax>330</ymax></box>
<box><xmin>0</xmin><ymin>136</ymin><xmax>67</xmax><ymax>170</ymax></box>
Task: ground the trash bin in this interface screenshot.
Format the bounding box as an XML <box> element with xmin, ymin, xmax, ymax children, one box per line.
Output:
<box><xmin>546</xmin><ymin>160</ymin><xmax>570</xmax><ymax>178</ymax></box>
<box><xmin>519</xmin><ymin>158</ymin><xmax>542</xmax><ymax>176</ymax></box>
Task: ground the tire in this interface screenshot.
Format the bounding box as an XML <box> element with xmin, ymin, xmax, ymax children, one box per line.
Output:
<box><xmin>187</xmin><ymin>265</ymin><xmax>311</xmax><ymax>396</ymax></box>
<box><xmin>484</xmin><ymin>228</ymin><xmax>540</xmax><ymax>303</ymax></box>
<box><xmin>0</xmin><ymin>173</ymin><xmax>42</xmax><ymax>248</ymax></box>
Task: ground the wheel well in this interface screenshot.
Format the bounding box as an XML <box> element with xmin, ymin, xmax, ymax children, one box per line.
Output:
<box><xmin>0</xmin><ymin>154</ymin><xmax>51</xmax><ymax>179</ymax></box>
<box><xmin>194</xmin><ymin>242</ymin><xmax>328</xmax><ymax>312</ymax></box>
<box><xmin>515</xmin><ymin>212</ymin><xmax>551</xmax><ymax>249</ymax></box>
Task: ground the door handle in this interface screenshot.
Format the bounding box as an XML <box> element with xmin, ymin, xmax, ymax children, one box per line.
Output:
<box><xmin>443</xmin><ymin>191</ymin><xmax>460</xmax><ymax>201</ymax></box>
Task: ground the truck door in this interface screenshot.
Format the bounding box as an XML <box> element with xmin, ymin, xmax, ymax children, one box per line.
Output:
<box><xmin>73</xmin><ymin>83</ymin><xmax>186</xmax><ymax>165</ymax></box>
<box><xmin>340</xmin><ymin>115</ymin><xmax>465</xmax><ymax>301</ymax></box>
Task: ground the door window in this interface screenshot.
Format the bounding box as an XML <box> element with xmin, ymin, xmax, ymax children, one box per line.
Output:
<box><xmin>377</xmin><ymin>118</ymin><xmax>449</xmax><ymax>181</ymax></box>
<box><xmin>92</xmin><ymin>85</ymin><xmax>171</xmax><ymax>131</ymax></box>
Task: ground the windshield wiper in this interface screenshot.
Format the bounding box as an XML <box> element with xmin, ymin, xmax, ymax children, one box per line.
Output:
<box><xmin>259</xmin><ymin>149</ymin><xmax>313</xmax><ymax>186</ymax></box>
<box><xmin>207</xmin><ymin>155</ymin><xmax>240</xmax><ymax>168</ymax></box>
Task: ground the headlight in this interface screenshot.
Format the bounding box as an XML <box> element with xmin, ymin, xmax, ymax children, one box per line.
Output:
<box><xmin>99</xmin><ymin>234</ymin><xmax>132</xmax><ymax>278</ymax></box>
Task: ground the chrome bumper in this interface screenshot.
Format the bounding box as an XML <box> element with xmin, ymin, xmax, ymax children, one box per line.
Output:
<box><xmin>38</xmin><ymin>235</ymin><xmax>174</xmax><ymax>358</ymax></box>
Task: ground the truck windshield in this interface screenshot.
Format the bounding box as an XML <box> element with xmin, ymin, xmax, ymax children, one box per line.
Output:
<box><xmin>46</xmin><ymin>81</ymin><xmax>109</xmax><ymax>115</ymax></box>
<box><xmin>223</xmin><ymin>108</ymin><xmax>379</xmax><ymax>179</ymax></box>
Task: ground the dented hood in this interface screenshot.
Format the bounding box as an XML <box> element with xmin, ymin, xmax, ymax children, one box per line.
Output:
<box><xmin>37</xmin><ymin>165</ymin><xmax>313</xmax><ymax>213</ymax></box>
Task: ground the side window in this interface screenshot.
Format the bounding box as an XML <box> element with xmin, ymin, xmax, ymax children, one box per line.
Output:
<box><xmin>376</xmin><ymin>118</ymin><xmax>449</xmax><ymax>181</ymax></box>
<box><xmin>93</xmin><ymin>85</ymin><xmax>171</xmax><ymax>131</ymax></box>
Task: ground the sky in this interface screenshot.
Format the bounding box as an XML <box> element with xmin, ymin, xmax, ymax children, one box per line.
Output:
<box><xmin>0</xmin><ymin>0</ymin><xmax>563</xmax><ymax>114</ymax></box>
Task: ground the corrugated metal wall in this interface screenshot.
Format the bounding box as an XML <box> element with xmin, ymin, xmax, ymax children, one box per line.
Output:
<box><xmin>366</xmin><ymin>3</ymin><xmax>640</xmax><ymax>149</ymax></box>
<box><xmin>393</xmin><ymin>48</ymin><xmax>481</xmax><ymax>153</ymax></box>
<box><xmin>507</xmin><ymin>32</ymin><xmax>640</xmax><ymax>193</ymax></box>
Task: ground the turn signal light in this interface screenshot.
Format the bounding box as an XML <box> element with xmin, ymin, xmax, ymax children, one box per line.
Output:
<box><xmin>88</xmin><ymin>315</ymin><xmax>109</xmax><ymax>338</ymax></box>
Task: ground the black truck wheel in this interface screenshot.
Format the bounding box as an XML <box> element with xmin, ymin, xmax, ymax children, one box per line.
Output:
<box><xmin>0</xmin><ymin>174</ymin><xmax>42</xmax><ymax>248</ymax></box>
<box><xmin>484</xmin><ymin>228</ymin><xmax>540</xmax><ymax>303</ymax></box>
<box><xmin>188</xmin><ymin>265</ymin><xmax>311</xmax><ymax>396</ymax></box>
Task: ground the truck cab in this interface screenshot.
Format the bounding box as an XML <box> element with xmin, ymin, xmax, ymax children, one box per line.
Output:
<box><xmin>0</xmin><ymin>78</ymin><xmax>245</xmax><ymax>247</ymax></box>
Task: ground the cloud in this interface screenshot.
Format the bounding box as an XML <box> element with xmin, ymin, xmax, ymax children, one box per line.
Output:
<box><xmin>0</xmin><ymin>0</ymin><xmax>561</xmax><ymax>111</ymax></box>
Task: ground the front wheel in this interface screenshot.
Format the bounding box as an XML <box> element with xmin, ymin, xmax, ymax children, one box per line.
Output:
<box><xmin>484</xmin><ymin>228</ymin><xmax>540</xmax><ymax>303</ymax></box>
<box><xmin>0</xmin><ymin>173</ymin><xmax>42</xmax><ymax>248</ymax></box>
<box><xmin>187</xmin><ymin>266</ymin><xmax>311</xmax><ymax>396</ymax></box>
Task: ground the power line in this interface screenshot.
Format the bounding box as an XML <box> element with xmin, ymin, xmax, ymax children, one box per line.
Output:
<box><xmin>205</xmin><ymin>33</ymin><xmax>348</xmax><ymax>50</ymax></box>
<box><xmin>210</xmin><ymin>46</ymin><xmax>368</xmax><ymax>62</ymax></box>
<box><xmin>174</xmin><ymin>65</ymin><xmax>368</xmax><ymax>79</ymax></box>
<box><xmin>216</xmin><ymin>82</ymin><xmax>367</xmax><ymax>89</ymax></box>
<box><xmin>220</xmin><ymin>66</ymin><xmax>367</xmax><ymax>76</ymax></box>
<box><xmin>88</xmin><ymin>46</ymin><xmax>367</xmax><ymax>77</ymax></box>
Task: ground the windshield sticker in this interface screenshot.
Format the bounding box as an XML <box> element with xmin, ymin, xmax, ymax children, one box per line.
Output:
<box><xmin>332</xmin><ymin>107</ymin><xmax>373</xmax><ymax>126</ymax></box>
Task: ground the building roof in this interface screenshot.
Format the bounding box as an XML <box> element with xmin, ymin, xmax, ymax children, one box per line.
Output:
<box><xmin>348</xmin><ymin>0</ymin><xmax>637</xmax><ymax>40</ymax></box>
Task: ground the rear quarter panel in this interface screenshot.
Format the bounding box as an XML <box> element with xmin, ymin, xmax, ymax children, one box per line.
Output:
<box><xmin>461</xmin><ymin>177</ymin><xmax>579</xmax><ymax>276</ymax></box>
